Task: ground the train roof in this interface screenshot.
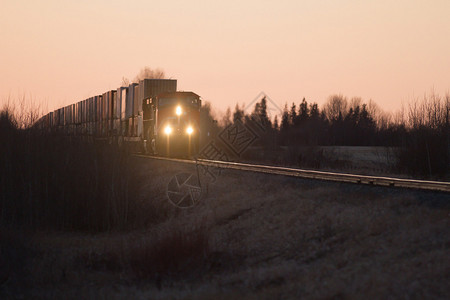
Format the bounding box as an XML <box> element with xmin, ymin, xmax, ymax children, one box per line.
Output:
<box><xmin>156</xmin><ymin>91</ymin><xmax>200</xmax><ymax>99</ymax></box>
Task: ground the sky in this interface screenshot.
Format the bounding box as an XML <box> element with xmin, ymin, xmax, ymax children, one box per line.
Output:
<box><xmin>1</xmin><ymin>0</ymin><xmax>449</xmax><ymax>116</ymax></box>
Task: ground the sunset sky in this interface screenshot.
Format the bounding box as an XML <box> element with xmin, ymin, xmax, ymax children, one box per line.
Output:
<box><xmin>1</xmin><ymin>0</ymin><xmax>449</xmax><ymax>116</ymax></box>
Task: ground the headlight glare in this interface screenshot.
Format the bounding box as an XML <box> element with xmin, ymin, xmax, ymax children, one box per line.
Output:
<box><xmin>164</xmin><ymin>125</ymin><xmax>172</xmax><ymax>135</ymax></box>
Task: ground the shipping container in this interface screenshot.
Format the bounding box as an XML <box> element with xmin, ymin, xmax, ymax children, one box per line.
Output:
<box><xmin>99</xmin><ymin>95</ymin><xmax>106</xmax><ymax>135</ymax></box>
<box><xmin>53</xmin><ymin>110</ymin><xmax>58</xmax><ymax>128</ymax></box>
<box><xmin>98</xmin><ymin>96</ymin><xmax>101</xmax><ymax>122</ymax></box>
<box><xmin>87</xmin><ymin>98</ymin><xmax>92</xmax><ymax>133</ymax></box>
<box><xmin>105</xmin><ymin>91</ymin><xmax>112</xmax><ymax>135</ymax></box>
<box><xmin>129</xmin><ymin>117</ymin><xmax>134</xmax><ymax>136</ymax></box>
<box><xmin>102</xmin><ymin>90</ymin><xmax>116</xmax><ymax>135</ymax></box>
<box><xmin>99</xmin><ymin>94</ymin><xmax>104</xmax><ymax>121</ymax></box>
<box><xmin>103</xmin><ymin>92</ymin><xmax>109</xmax><ymax>121</ymax></box>
<box><xmin>74</xmin><ymin>102</ymin><xmax>78</xmax><ymax>124</ymax></box>
<box><xmin>72</xmin><ymin>104</ymin><xmax>76</xmax><ymax>125</ymax></box>
<box><xmin>91</xmin><ymin>97</ymin><xmax>96</xmax><ymax>122</ymax></box>
<box><xmin>115</xmin><ymin>87</ymin><xmax>123</xmax><ymax>120</ymax></box>
<box><xmin>115</xmin><ymin>87</ymin><xmax>124</xmax><ymax>135</ymax></box>
<box><xmin>82</xmin><ymin>99</ymin><xmax>86</xmax><ymax>124</ymax></box>
<box><xmin>64</xmin><ymin>106</ymin><xmax>68</xmax><ymax>126</ymax></box>
<box><xmin>58</xmin><ymin>108</ymin><xmax>63</xmax><ymax>128</ymax></box>
<box><xmin>138</xmin><ymin>79</ymin><xmax>177</xmax><ymax>105</ymax></box>
<box><xmin>74</xmin><ymin>103</ymin><xmax>77</xmax><ymax>124</ymax></box>
<box><xmin>114</xmin><ymin>88</ymin><xmax>123</xmax><ymax>135</ymax></box>
<box><xmin>87</xmin><ymin>99</ymin><xmax>90</xmax><ymax>124</ymax></box>
<box><xmin>136</xmin><ymin>79</ymin><xmax>177</xmax><ymax>137</ymax></box>
<box><xmin>126</xmin><ymin>83</ymin><xmax>138</xmax><ymax>118</ymax></box>
<box><xmin>110</xmin><ymin>90</ymin><xmax>117</xmax><ymax>120</ymax></box>
<box><xmin>85</xmin><ymin>98</ymin><xmax>90</xmax><ymax>123</ymax></box>
<box><xmin>120</xmin><ymin>87</ymin><xmax>127</xmax><ymax>120</ymax></box>
<box><xmin>80</xmin><ymin>100</ymin><xmax>84</xmax><ymax>124</ymax></box>
<box><xmin>49</xmin><ymin>112</ymin><xmax>53</xmax><ymax>128</ymax></box>
<box><xmin>65</xmin><ymin>105</ymin><xmax>72</xmax><ymax>132</ymax></box>
<box><xmin>94</xmin><ymin>96</ymin><xmax>99</xmax><ymax>134</ymax></box>
<box><xmin>63</xmin><ymin>106</ymin><xmax>67</xmax><ymax>126</ymax></box>
<box><xmin>78</xmin><ymin>101</ymin><xmax>82</xmax><ymax>125</ymax></box>
<box><xmin>97</xmin><ymin>95</ymin><xmax>103</xmax><ymax>123</ymax></box>
<box><xmin>68</xmin><ymin>104</ymin><xmax>73</xmax><ymax>133</ymax></box>
<box><xmin>133</xmin><ymin>84</ymin><xmax>140</xmax><ymax>116</ymax></box>
<box><xmin>136</xmin><ymin>114</ymin><xmax>143</xmax><ymax>137</ymax></box>
<box><xmin>102</xmin><ymin>91</ymin><xmax>110</xmax><ymax>120</ymax></box>
<box><xmin>111</xmin><ymin>90</ymin><xmax>117</xmax><ymax>120</ymax></box>
<box><xmin>81</xmin><ymin>99</ymin><xmax>86</xmax><ymax>124</ymax></box>
<box><xmin>59</xmin><ymin>108</ymin><xmax>62</xmax><ymax>127</ymax></box>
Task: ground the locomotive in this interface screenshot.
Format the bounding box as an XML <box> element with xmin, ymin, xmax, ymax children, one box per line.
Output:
<box><xmin>36</xmin><ymin>78</ymin><xmax>201</xmax><ymax>157</ymax></box>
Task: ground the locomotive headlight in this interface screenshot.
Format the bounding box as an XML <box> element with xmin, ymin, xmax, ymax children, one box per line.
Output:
<box><xmin>164</xmin><ymin>125</ymin><xmax>172</xmax><ymax>135</ymax></box>
<box><xmin>186</xmin><ymin>126</ymin><xmax>194</xmax><ymax>135</ymax></box>
<box><xmin>176</xmin><ymin>106</ymin><xmax>182</xmax><ymax>116</ymax></box>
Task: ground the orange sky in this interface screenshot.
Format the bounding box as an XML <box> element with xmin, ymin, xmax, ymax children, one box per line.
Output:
<box><xmin>1</xmin><ymin>0</ymin><xmax>449</xmax><ymax>116</ymax></box>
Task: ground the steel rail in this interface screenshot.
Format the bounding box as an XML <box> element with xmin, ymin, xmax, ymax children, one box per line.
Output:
<box><xmin>134</xmin><ymin>155</ymin><xmax>450</xmax><ymax>193</ymax></box>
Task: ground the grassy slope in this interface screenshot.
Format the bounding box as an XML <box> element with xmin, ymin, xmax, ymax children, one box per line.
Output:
<box><xmin>1</xmin><ymin>157</ymin><xmax>449</xmax><ymax>299</ymax></box>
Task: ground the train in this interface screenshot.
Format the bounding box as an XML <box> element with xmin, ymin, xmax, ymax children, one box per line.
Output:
<box><xmin>35</xmin><ymin>78</ymin><xmax>201</xmax><ymax>157</ymax></box>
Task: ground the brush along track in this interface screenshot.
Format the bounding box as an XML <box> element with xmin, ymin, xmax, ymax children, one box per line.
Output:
<box><xmin>133</xmin><ymin>155</ymin><xmax>450</xmax><ymax>193</ymax></box>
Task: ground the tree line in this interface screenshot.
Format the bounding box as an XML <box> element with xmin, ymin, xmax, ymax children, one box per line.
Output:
<box><xmin>216</xmin><ymin>92</ymin><xmax>449</xmax><ymax>178</ymax></box>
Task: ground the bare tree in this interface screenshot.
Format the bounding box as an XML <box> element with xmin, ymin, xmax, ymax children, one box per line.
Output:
<box><xmin>121</xmin><ymin>77</ymin><xmax>130</xmax><ymax>87</ymax></box>
<box><xmin>426</xmin><ymin>91</ymin><xmax>445</xmax><ymax>129</ymax></box>
<box><xmin>365</xmin><ymin>99</ymin><xmax>392</xmax><ymax>130</ymax></box>
<box><xmin>376</xmin><ymin>111</ymin><xmax>392</xmax><ymax>131</ymax></box>
<box><xmin>393</xmin><ymin>102</ymin><xmax>406</xmax><ymax>126</ymax></box>
<box><xmin>133</xmin><ymin>67</ymin><xmax>165</xmax><ymax>82</ymax></box>
<box><xmin>366</xmin><ymin>99</ymin><xmax>379</xmax><ymax>120</ymax></box>
<box><xmin>407</xmin><ymin>97</ymin><xmax>422</xmax><ymax>128</ymax></box>
<box><xmin>221</xmin><ymin>107</ymin><xmax>232</xmax><ymax>127</ymax></box>
<box><xmin>446</xmin><ymin>93</ymin><xmax>450</xmax><ymax>128</ymax></box>
<box><xmin>407</xmin><ymin>91</ymin><xmax>448</xmax><ymax>129</ymax></box>
<box><xmin>121</xmin><ymin>67</ymin><xmax>166</xmax><ymax>86</ymax></box>
<box><xmin>349</xmin><ymin>97</ymin><xmax>362</xmax><ymax>112</ymax></box>
<box><xmin>2</xmin><ymin>94</ymin><xmax>43</xmax><ymax>129</ymax></box>
<box><xmin>324</xmin><ymin>94</ymin><xmax>348</xmax><ymax>122</ymax></box>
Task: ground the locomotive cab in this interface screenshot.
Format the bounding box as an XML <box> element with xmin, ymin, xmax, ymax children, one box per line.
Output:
<box><xmin>149</xmin><ymin>91</ymin><xmax>201</xmax><ymax>157</ymax></box>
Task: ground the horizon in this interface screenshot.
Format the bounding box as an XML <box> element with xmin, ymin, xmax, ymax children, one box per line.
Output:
<box><xmin>1</xmin><ymin>0</ymin><xmax>449</xmax><ymax>116</ymax></box>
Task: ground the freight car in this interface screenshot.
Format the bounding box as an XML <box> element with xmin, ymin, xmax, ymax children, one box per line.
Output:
<box><xmin>35</xmin><ymin>78</ymin><xmax>201</xmax><ymax>157</ymax></box>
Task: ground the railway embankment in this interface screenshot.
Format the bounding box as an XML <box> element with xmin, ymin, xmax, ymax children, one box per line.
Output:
<box><xmin>2</xmin><ymin>153</ymin><xmax>448</xmax><ymax>299</ymax></box>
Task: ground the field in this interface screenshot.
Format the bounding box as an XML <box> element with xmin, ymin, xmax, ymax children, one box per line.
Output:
<box><xmin>2</xmin><ymin>157</ymin><xmax>449</xmax><ymax>299</ymax></box>
<box><xmin>243</xmin><ymin>146</ymin><xmax>398</xmax><ymax>175</ymax></box>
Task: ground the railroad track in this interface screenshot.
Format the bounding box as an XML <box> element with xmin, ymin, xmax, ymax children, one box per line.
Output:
<box><xmin>134</xmin><ymin>155</ymin><xmax>450</xmax><ymax>193</ymax></box>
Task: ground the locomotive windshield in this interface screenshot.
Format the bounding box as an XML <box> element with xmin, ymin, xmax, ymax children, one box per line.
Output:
<box><xmin>158</xmin><ymin>96</ymin><xmax>199</xmax><ymax>108</ymax></box>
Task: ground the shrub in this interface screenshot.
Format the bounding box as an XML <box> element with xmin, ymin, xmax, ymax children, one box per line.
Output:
<box><xmin>0</xmin><ymin>107</ymin><xmax>152</xmax><ymax>232</ymax></box>
<box><xmin>128</xmin><ymin>225</ymin><xmax>210</xmax><ymax>280</ymax></box>
<box><xmin>396</xmin><ymin>127</ymin><xmax>449</xmax><ymax>179</ymax></box>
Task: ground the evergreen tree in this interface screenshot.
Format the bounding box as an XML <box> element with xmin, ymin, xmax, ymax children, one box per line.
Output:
<box><xmin>359</xmin><ymin>104</ymin><xmax>376</xmax><ymax>134</ymax></box>
<box><xmin>252</xmin><ymin>97</ymin><xmax>271</xmax><ymax>129</ymax></box>
<box><xmin>259</xmin><ymin>97</ymin><xmax>270</xmax><ymax>127</ymax></box>
<box><xmin>309</xmin><ymin>103</ymin><xmax>319</xmax><ymax>120</ymax></box>
<box><xmin>289</xmin><ymin>102</ymin><xmax>297</xmax><ymax>126</ymax></box>
<box><xmin>233</xmin><ymin>103</ymin><xmax>244</xmax><ymax>123</ymax></box>
<box><xmin>298</xmin><ymin>98</ymin><xmax>309</xmax><ymax>124</ymax></box>
<box><xmin>280</xmin><ymin>103</ymin><xmax>290</xmax><ymax>132</ymax></box>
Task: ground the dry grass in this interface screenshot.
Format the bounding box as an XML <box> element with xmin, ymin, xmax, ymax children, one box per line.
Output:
<box><xmin>197</xmin><ymin>171</ymin><xmax>449</xmax><ymax>299</ymax></box>
<box><xmin>128</xmin><ymin>223</ymin><xmax>210</xmax><ymax>281</ymax></box>
<box><xmin>1</xmin><ymin>136</ymin><xmax>449</xmax><ymax>298</ymax></box>
<box><xmin>0</xmin><ymin>106</ymin><xmax>173</xmax><ymax>231</ymax></box>
<box><xmin>242</xmin><ymin>145</ymin><xmax>406</xmax><ymax>178</ymax></box>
